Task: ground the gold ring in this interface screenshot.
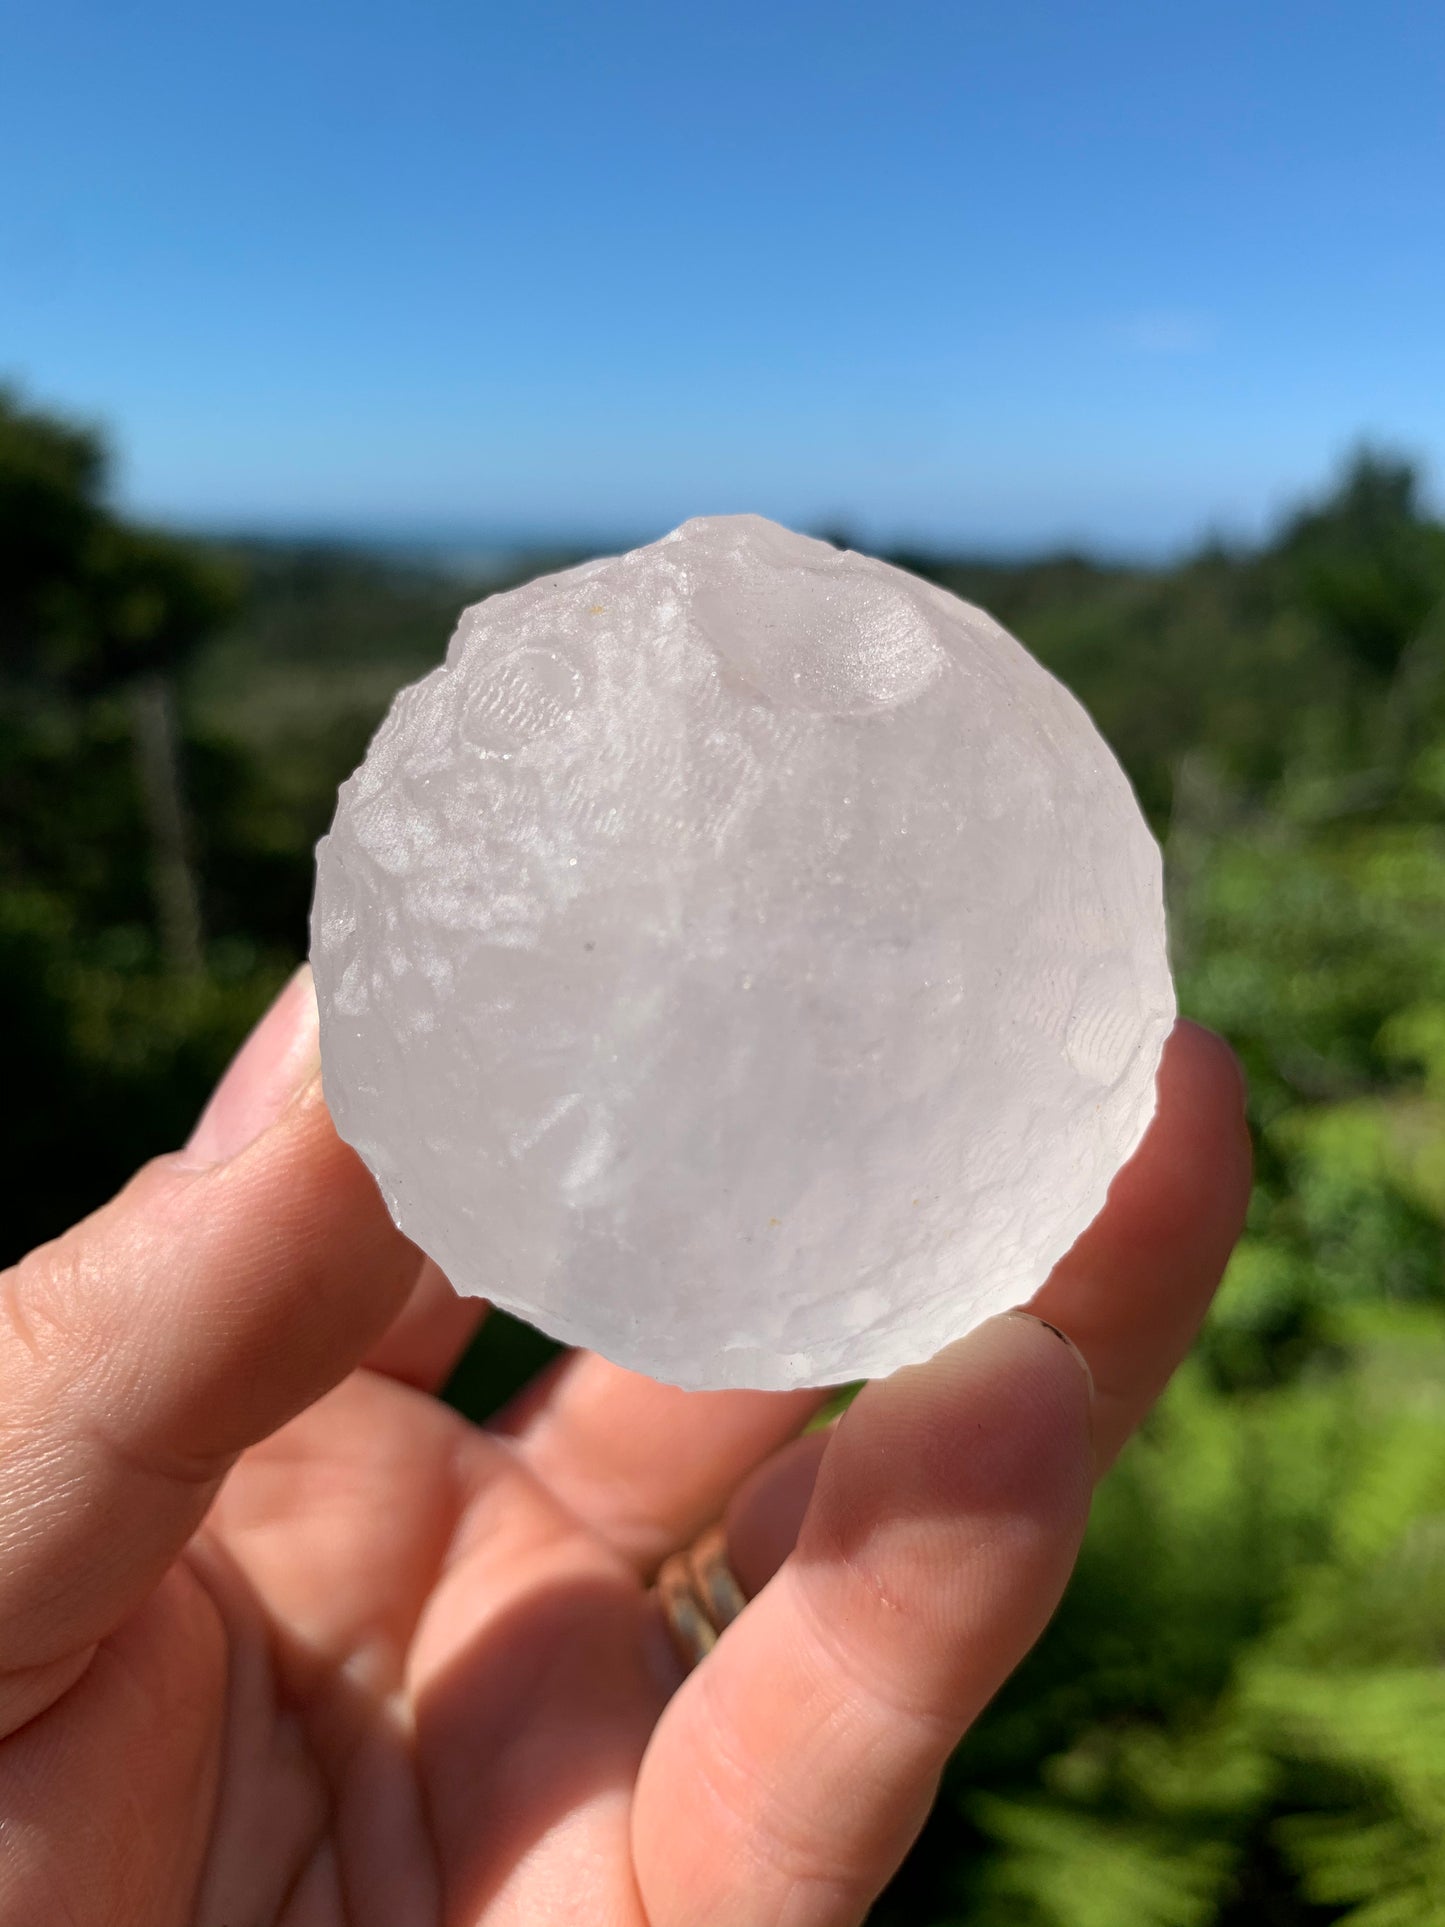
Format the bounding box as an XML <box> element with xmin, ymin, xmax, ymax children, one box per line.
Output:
<box><xmin>657</xmin><ymin>1524</ymin><xmax>749</xmax><ymax>1671</ymax></box>
<box><xmin>689</xmin><ymin>1522</ymin><xmax>747</xmax><ymax>1631</ymax></box>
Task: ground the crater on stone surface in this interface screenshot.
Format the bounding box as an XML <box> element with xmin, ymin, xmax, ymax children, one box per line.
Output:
<box><xmin>311</xmin><ymin>514</ymin><xmax>1175</xmax><ymax>1391</ymax></box>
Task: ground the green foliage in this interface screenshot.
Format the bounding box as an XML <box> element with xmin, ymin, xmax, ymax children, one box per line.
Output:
<box><xmin>883</xmin><ymin>1314</ymin><xmax>1445</xmax><ymax>1925</ymax></box>
<box><xmin>0</xmin><ymin>389</ymin><xmax>241</xmax><ymax>691</ymax></box>
<box><xmin>0</xmin><ymin>387</ymin><xmax>107</xmax><ymax>681</ymax></box>
<box><xmin>5</xmin><ymin>400</ymin><xmax>1445</xmax><ymax>1920</ymax></box>
<box><xmin>1273</xmin><ymin>451</ymin><xmax>1445</xmax><ymax>680</ymax></box>
<box><xmin>968</xmin><ymin>1794</ymin><xmax>1237</xmax><ymax>1927</ymax></box>
<box><xmin>85</xmin><ymin>522</ymin><xmax>242</xmax><ymax>688</ymax></box>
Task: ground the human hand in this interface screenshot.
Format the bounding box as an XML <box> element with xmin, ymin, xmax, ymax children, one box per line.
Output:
<box><xmin>0</xmin><ymin>969</ymin><xmax>1249</xmax><ymax>1926</ymax></box>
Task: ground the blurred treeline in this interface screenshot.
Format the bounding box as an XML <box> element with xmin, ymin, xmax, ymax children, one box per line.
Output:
<box><xmin>5</xmin><ymin>387</ymin><xmax>1445</xmax><ymax>1923</ymax></box>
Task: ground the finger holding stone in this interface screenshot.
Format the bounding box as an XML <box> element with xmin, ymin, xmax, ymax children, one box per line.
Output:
<box><xmin>0</xmin><ymin>974</ymin><xmax>420</xmax><ymax>1719</ymax></box>
<box><xmin>509</xmin><ymin>1359</ymin><xmax>828</xmax><ymax>1573</ymax></box>
<box><xmin>1028</xmin><ymin>1019</ymin><xmax>1251</xmax><ymax>1469</ymax></box>
<box><xmin>361</xmin><ymin>1255</ymin><xmax>488</xmax><ymax>1391</ymax></box>
<box><xmin>633</xmin><ymin>1313</ymin><xmax>1094</xmax><ymax>1927</ymax></box>
<box><xmin>722</xmin><ymin>1428</ymin><xmax>832</xmax><ymax>1598</ymax></box>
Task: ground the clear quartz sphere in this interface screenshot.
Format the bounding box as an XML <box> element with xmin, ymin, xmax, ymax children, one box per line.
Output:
<box><xmin>312</xmin><ymin>516</ymin><xmax>1175</xmax><ymax>1390</ymax></box>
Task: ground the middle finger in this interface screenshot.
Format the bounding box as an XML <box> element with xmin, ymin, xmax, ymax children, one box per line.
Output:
<box><xmin>501</xmin><ymin>1353</ymin><xmax>827</xmax><ymax>1573</ymax></box>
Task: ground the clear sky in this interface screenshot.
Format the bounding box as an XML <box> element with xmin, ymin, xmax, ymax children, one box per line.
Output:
<box><xmin>2</xmin><ymin>0</ymin><xmax>1442</xmax><ymax>553</ymax></box>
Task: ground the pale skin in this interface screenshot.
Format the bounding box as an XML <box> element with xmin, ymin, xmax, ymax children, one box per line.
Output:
<box><xmin>0</xmin><ymin>968</ymin><xmax>1250</xmax><ymax>1926</ymax></box>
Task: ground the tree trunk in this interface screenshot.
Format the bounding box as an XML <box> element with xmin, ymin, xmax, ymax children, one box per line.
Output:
<box><xmin>129</xmin><ymin>669</ymin><xmax>204</xmax><ymax>975</ymax></box>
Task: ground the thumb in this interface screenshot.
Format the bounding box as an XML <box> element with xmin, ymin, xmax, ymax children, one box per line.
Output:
<box><xmin>0</xmin><ymin>967</ymin><xmax>421</xmax><ymax>1722</ymax></box>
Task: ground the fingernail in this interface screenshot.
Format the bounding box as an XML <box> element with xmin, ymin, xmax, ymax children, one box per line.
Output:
<box><xmin>1007</xmin><ymin>1311</ymin><xmax>1096</xmax><ymax>1404</ymax></box>
<box><xmin>181</xmin><ymin>965</ymin><xmax>320</xmax><ymax>1167</ymax></box>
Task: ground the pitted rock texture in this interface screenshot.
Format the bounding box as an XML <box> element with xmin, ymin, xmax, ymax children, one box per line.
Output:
<box><xmin>312</xmin><ymin>515</ymin><xmax>1175</xmax><ymax>1390</ymax></box>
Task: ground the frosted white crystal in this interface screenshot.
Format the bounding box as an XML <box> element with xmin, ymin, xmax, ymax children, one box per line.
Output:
<box><xmin>311</xmin><ymin>516</ymin><xmax>1174</xmax><ymax>1391</ymax></box>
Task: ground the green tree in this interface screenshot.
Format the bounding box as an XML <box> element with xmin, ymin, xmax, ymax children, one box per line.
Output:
<box><xmin>0</xmin><ymin>386</ymin><xmax>106</xmax><ymax>684</ymax></box>
<box><xmin>1274</xmin><ymin>448</ymin><xmax>1445</xmax><ymax>682</ymax></box>
<box><xmin>0</xmin><ymin>390</ymin><xmax>240</xmax><ymax>971</ymax></box>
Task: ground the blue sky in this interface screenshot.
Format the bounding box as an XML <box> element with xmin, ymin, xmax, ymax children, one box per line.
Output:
<box><xmin>2</xmin><ymin>0</ymin><xmax>1442</xmax><ymax>553</ymax></box>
